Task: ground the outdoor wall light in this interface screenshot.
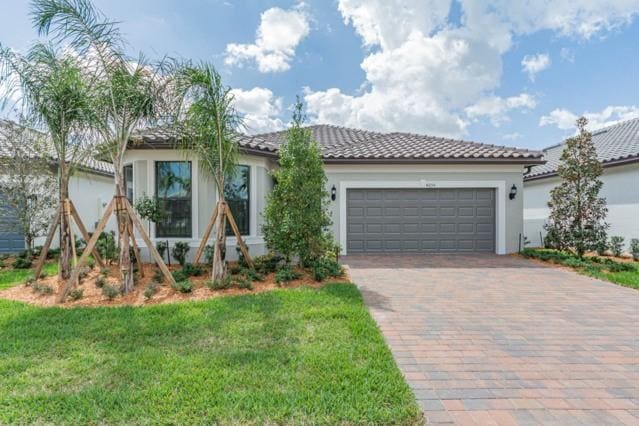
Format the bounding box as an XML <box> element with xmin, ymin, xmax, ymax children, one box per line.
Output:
<box><xmin>509</xmin><ymin>184</ymin><xmax>517</xmax><ymax>200</ymax></box>
<box><xmin>331</xmin><ymin>185</ymin><xmax>337</xmax><ymax>201</ymax></box>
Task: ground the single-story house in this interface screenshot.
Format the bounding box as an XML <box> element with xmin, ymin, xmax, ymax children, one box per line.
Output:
<box><xmin>126</xmin><ymin>124</ymin><xmax>543</xmax><ymax>261</ymax></box>
<box><xmin>0</xmin><ymin>119</ymin><xmax>115</xmax><ymax>253</ymax></box>
<box><xmin>524</xmin><ymin>117</ymin><xmax>639</xmax><ymax>249</ymax></box>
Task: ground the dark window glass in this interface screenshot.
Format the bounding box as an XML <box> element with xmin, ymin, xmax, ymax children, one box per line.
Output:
<box><xmin>155</xmin><ymin>161</ymin><xmax>192</xmax><ymax>238</ymax></box>
<box><xmin>123</xmin><ymin>164</ymin><xmax>133</xmax><ymax>203</ymax></box>
<box><xmin>225</xmin><ymin>165</ymin><xmax>250</xmax><ymax>236</ymax></box>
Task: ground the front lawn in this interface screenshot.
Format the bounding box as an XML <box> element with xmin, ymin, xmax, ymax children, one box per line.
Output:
<box><xmin>0</xmin><ymin>262</ymin><xmax>58</xmax><ymax>290</ymax></box>
<box><xmin>521</xmin><ymin>248</ymin><xmax>639</xmax><ymax>290</ymax></box>
<box><xmin>0</xmin><ymin>283</ymin><xmax>421</xmax><ymax>424</ymax></box>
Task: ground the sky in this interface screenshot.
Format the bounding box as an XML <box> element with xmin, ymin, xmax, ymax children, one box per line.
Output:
<box><xmin>2</xmin><ymin>0</ymin><xmax>639</xmax><ymax>151</ymax></box>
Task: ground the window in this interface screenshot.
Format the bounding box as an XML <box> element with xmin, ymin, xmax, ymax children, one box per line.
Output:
<box><xmin>155</xmin><ymin>161</ymin><xmax>192</xmax><ymax>238</ymax></box>
<box><xmin>225</xmin><ymin>165</ymin><xmax>250</xmax><ymax>236</ymax></box>
<box><xmin>123</xmin><ymin>164</ymin><xmax>133</xmax><ymax>203</ymax></box>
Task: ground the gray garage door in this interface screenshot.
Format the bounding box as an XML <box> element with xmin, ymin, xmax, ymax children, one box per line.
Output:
<box><xmin>347</xmin><ymin>188</ymin><xmax>495</xmax><ymax>254</ymax></box>
<box><xmin>0</xmin><ymin>197</ymin><xmax>25</xmax><ymax>254</ymax></box>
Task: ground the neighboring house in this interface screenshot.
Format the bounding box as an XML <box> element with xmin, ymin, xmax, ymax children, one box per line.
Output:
<box><xmin>0</xmin><ymin>119</ymin><xmax>115</xmax><ymax>253</ymax></box>
<box><xmin>524</xmin><ymin>118</ymin><xmax>639</xmax><ymax>248</ymax></box>
<box><xmin>126</xmin><ymin>124</ymin><xmax>543</xmax><ymax>261</ymax></box>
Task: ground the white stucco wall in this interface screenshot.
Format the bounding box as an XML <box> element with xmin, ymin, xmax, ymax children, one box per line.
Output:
<box><xmin>523</xmin><ymin>162</ymin><xmax>639</xmax><ymax>248</ymax></box>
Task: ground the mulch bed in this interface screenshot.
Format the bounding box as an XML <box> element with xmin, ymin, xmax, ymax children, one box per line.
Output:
<box><xmin>0</xmin><ymin>262</ymin><xmax>352</xmax><ymax>308</ymax></box>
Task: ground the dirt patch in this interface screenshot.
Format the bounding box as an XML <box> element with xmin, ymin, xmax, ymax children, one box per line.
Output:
<box><xmin>0</xmin><ymin>263</ymin><xmax>352</xmax><ymax>308</ymax></box>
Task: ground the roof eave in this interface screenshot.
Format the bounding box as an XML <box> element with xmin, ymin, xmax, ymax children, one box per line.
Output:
<box><xmin>322</xmin><ymin>157</ymin><xmax>546</xmax><ymax>165</ymax></box>
<box><xmin>524</xmin><ymin>155</ymin><xmax>639</xmax><ymax>182</ymax></box>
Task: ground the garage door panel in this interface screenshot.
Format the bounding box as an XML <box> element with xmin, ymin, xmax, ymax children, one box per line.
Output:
<box><xmin>347</xmin><ymin>188</ymin><xmax>495</xmax><ymax>254</ymax></box>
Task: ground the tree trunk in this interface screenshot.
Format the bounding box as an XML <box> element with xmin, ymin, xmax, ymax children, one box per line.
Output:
<box><xmin>211</xmin><ymin>200</ymin><xmax>227</xmax><ymax>281</ymax></box>
<box><xmin>59</xmin><ymin>173</ymin><xmax>72</xmax><ymax>280</ymax></box>
<box><xmin>115</xmin><ymin>169</ymin><xmax>134</xmax><ymax>293</ymax></box>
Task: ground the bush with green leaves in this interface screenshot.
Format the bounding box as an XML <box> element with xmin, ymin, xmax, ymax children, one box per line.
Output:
<box><xmin>206</xmin><ymin>277</ymin><xmax>232</xmax><ymax>290</ymax></box>
<box><xmin>312</xmin><ymin>257</ymin><xmax>343</xmax><ymax>282</ymax></box>
<box><xmin>144</xmin><ymin>282</ymin><xmax>160</xmax><ymax>300</ymax></box>
<box><xmin>631</xmin><ymin>239</ymin><xmax>639</xmax><ymax>261</ymax></box>
<box><xmin>102</xmin><ymin>284</ymin><xmax>120</xmax><ymax>300</ymax></box>
<box><xmin>171</xmin><ymin>270</ymin><xmax>189</xmax><ymax>283</ymax></box>
<box><xmin>12</xmin><ymin>257</ymin><xmax>32</xmax><ymax>269</ymax></box>
<box><xmin>135</xmin><ymin>194</ymin><xmax>165</xmax><ymax>234</ymax></box>
<box><xmin>241</xmin><ymin>268</ymin><xmax>264</xmax><ymax>282</ymax></box>
<box><xmin>204</xmin><ymin>244</ymin><xmax>214</xmax><ymax>266</ymax></box>
<box><xmin>96</xmin><ymin>231</ymin><xmax>118</xmax><ymax>263</ymax></box>
<box><xmin>609</xmin><ymin>236</ymin><xmax>625</xmax><ymax>257</ymax></box>
<box><xmin>68</xmin><ymin>289</ymin><xmax>84</xmax><ymax>301</ymax></box>
<box><xmin>156</xmin><ymin>241</ymin><xmax>169</xmax><ymax>261</ymax></box>
<box><xmin>235</xmin><ymin>246</ymin><xmax>249</xmax><ymax>268</ymax></box>
<box><xmin>32</xmin><ymin>283</ymin><xmax>53</xmax><ymax>295</ymax></box>
<box><xmin>234</xmin><ymin>276</ymin><xmax>253</xmax><ymax>290</ymax></box>
<box><xmin>152</xmin><ymin>268</ymin><xmax>165</xmax><ymax>284</ymax></box>
<box><xmin>182</xmin><ymin>263</ymin><xmax>204</xmax><ymax>277</ymax></box>
<box><xmin>95</xmin><ymin>276</ymin><xmax>107</xmax><ymax>288</ymax></box>
<box><xmin>171</xmin><ymin>242</ymin><xmax>190</xmax><ymax>267</ymax></box>
<box><xmin>47</xmin><ymin>247</ymin><xmax>60</xmax><ymax>259</ymax></box>
<box><xmin>275</xmin><ymin>266</ymin><xmax>299</xmax><ymax>285</ymax></box>
<box><xmin>172</xmin><ymin>280</ymin><xmax>193</xmax><ymax>294</ymax></box>
<box><xmin>253</xmin><ymin>253</ymin><xmax>284</xmax><ymax>274</ymax></box>
<box><xmin>228</xmin><ymin>264</ymin><xmax>242</xmax><ymax>275</ymax></box>
<box><xmin>262</xmin><ymin>101</ymin><xmax>332</xmax><ymax>266</ymax></box>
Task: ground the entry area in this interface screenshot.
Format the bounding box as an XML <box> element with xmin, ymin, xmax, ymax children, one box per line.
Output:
<box><xmin>346</xmin><ymin>188</ymin><xmax>495</xmax><ymax>254</ymax></box>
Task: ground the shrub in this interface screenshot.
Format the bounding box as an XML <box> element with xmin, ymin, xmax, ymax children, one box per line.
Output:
<box><xmin>253</xmin><ymin>253</ymin><xmax>284</xmax><ymax>274</ymax></box>
<box><xmin>86</xmin><ymin>257</ymin><xmax>96</xmax><ymax>269</ymax></box>
<box><xmin>96</xmin><ymin>231</ymin><xmax>118</xmax><ymax>263</ymax></box>
<box><xmin>152</xmin><ymin>269</ymin><xmax>165</xmax><ymax>284</ymax></box>
<box><xmin>182</xmin><ymin>263</ymin><xmax>204</xmax><ymax>277</ymax></box>
<box><xmin>102</xmin><ymin>284</ymin><xmax>120</xmax><ymax>300</ymax></box>
<box><xmin>12</xmin><ymin>257</ymin><xmax>32</xmax><ymax>269</ymax></box>
<box><xmin>172</xmin><ymin>280</ymin><xmax>193</xmax><ymax>293</ymax></box>
<box><xmin>236</xmin><ymin>246</ymin><xmax>249</xmax><ymax>268</ymax></box>
<box><xmin>47</xmin><ymin>247</ymin><xmax>60</xmax><ymax>259</ymax></box>
<box><xmin>204</xmin><ymin>244</ymin><xmax>214</xmax><ymax>266</ymax></box>
<box><xmin>68</xmin><ymin>289</ymin><xmax>84</xmax><ymax>301</ymax></box>
<box><xmin>95</xmin><ymin>276</ymin><xmax>107</xmax><ymax>288</ymax></box>
<box><xmin>206</xmin><ymin>277</ymin><xmax>232</xmax><ymax>290</ymax></box>
<box><xmin>172</xmin><ymin>270</ymin><xmax>189</xmax><ymax>283</ymax></box>
<box><xmin>156</xmin><ymin>241</ymin><xmax>169</xmax><ymax>261</ymax></box>
<box><xmin>171</xmin><ymin>242</ymin><xmax>190</xmax><ymax>267</ymax></box>
<box><xmin>228</xmin><ymin>264</ymin><xmax>242</xmax><ymax>275</ymax></box>
<box><xmin>99</xmin><ymin>267</ymin><xmax>110</xmax><ymax>276</ymax></box>
<box><xmin>24</xmin><ymin>275</ymin><xmax>36</xmax><ymax>285</ymax></box>
<box><xmin>234</xmin><ymin>276</ymin><xmax>253</xmax><ymax>290</ymax></box>
<box><xmin>241</xmin><ymin>268</ymin><xmax>264</xmax><ymax>282</ymax></box>
<box><xmin>32</xmin><ymin>283</ymin><xmax>53</xmax><ymax>295</ymax></box>
<box><xmin>144</xmin><ymin>282</ymin><xmax>160</xmax><ymax>300</ymax></box>
<box><xmin>609</xmin><ymin>236</ymin><xmax>625</xmax><ymax>257</ymax></box>
<box><xmin>78</xmin><ymin>266</ymin><xmax>91</xmax><ymax>280</ymax></box>
<box><xmin>275</xmin><ymin>266</ymin><xmax>299</xmax><ymax>285</ymax></box>
<box><xmin>631</xmin><ymin>239</ymin><xmax>639</xmax><ymax>261</ymax></box>
<box><xmin>312</xmin><ymin>257</ymin><xmax>343</xmax><ymax>282</ymax></box>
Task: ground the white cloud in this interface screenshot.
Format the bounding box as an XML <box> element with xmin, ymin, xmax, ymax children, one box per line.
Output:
<box><xmin>502</xmin><ymin>132</ymin><xmax>523</xmax><ymax>140</ymax></box>
<box><xmin>304</xmin><ymin>0</ymin><xmax>639</xmax><ymax>138</ymax></box>
<box><xmin>225</xmin><ymin>7</ymin><xmax>310</xmax><ymax>73</ymax></box>
<box><xmin>560</xmin><ymin>47</ymin><xmax>575</xmax><ymax>62</ymax></box>
<box><xmin>540</xmin><ymin>105</ymin><xmax>639</xmax><ymax>131</ymax></box>
<box><xmin>521</xmin><ymin>53</ymin><xmax>551</xmax><ymax>81</ymax></box>
<box><xmin>230</xmin><ymin>87</ymin><xmax>285</xmax><ymax>134</ymax></box>
<box><xmin>466</xmin><ymin>93</ymin><xmax>537</xmax><ymax>126</ymax></box>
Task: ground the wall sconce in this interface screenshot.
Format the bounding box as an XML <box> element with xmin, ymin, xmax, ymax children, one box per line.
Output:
<box><xmin>509</xmin><ymin>184</ymin><xmax>517</xmax><ymax>200</ymax></box>
<box><xmin>331</xmin><ymin>185</ymin><xmax>337</xmax><ymax>201</ymax></box>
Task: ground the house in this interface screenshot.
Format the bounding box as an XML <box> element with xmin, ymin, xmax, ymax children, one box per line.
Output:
<box><xmin>0</xmin><ymin>119</ymin><xmax>115</xmax><ymax>253</ymax></box>
<box><xmin>125</xmin><ymin>124</ymin><xmax>543</xmax><ymax>261</ymax></box>
<box><xmin>524</xmin><ymin>118</ymin><xmax>639</xmax><ymax>248</ymax></box>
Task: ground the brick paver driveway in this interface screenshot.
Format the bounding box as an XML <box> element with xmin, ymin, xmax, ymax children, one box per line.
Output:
<box><xmin>344</xmin><ymin>254</ymin><xmax>639</xmax><ymax>425</ymax></box>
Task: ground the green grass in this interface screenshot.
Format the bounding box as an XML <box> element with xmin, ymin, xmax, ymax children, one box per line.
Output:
<box><xmin>521</xmin><ymin>248</ymin><xmax>639</xmax><ymax>290</ymax></box>
<box><xmin>0</xmin><ymin>283</ymin><xmax>421</xmax><ymax>424</ymax></box>
<box><xmin>0</xmin><ymin>262</ymin><xmax>58</xmax><ymax>290</ymax></box>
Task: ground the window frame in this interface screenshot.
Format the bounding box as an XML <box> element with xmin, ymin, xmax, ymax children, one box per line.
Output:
<box><xmin>224</xmin><ymin>165</ymin><xmax>251</xmax><ymax>236</ymax></box>
<box><xmin>155</xmin><ymin>160</ymin><xmax>193</xmax><ymax>239</ymax></box>
<box><xmin>123</xmin><ymin>164</ymin><xmax>134</xmax><ymax>204</ymax></box>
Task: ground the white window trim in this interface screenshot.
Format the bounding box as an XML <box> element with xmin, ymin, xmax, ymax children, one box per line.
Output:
<box><xmin>338</xmin><ymin>180</ymin><xmax>507</xmax><ymax>255</ymax></box>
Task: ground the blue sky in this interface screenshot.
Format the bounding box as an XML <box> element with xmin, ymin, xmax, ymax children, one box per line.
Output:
<box><xmin>2</xmin><ymin>0</ymin><xmax>639</xmax><ymax>150</ymax></box>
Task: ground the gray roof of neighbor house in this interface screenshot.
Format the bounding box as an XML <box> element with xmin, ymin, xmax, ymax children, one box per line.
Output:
<box><xmin>0</xmin><ymin>119</ymin><xmax>114</xmax><ymax>176</ymax></box>
<box><xmin>526</xmin><ymin>117</ymin><xmax>639</xmax><ymax>181</ymax></box>
<box><xmin>130</xmin><ymin>124</ymin><xmax>544</xmax><ymax>164</ymax></box>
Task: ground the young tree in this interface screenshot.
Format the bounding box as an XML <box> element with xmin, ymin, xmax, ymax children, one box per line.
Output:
<box><xmin>262</xmin><ymin>100</ymin><xmax>332</xmax><ymax>266</ymax></box>
<box><xmin>545</xmin><ymin>117</ymin><xmax>608</xmax><ymax>257</ymax></box>
<box><xmin>0</xmin><ymin>43</ymin><xmax>93</xmax><ymax>278</ymax></box>
<box><xmin>0</xmin><ymin>123</ymin><xmax>57</xmax><ymax>252</ymax></box>
<box><xmin>32</xmin><ymin>0</ymin><xmax>177</xmax><ymax>292</ymax></box>
<box><xmin>175</xmin><ymin>64</ymin><xmax>241</xmax><ymax>280</ymax></box>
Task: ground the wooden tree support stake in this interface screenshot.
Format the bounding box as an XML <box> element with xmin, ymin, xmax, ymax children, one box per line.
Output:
<box><xmin>193</xmin><ymin>203</ymin><xmax>218</xmax><ymax>264</ymax></box>
<box><xmin>33</xmin><ymin>205</ymin><xmax>61</xmax><ymax>280</ymax></box>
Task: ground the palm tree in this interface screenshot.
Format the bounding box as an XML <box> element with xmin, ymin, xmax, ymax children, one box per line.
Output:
<box><xmin>31</xmin><ymin>0</ymin><xmax>177</xmax><ymax>292</ymax></box>
<box><xmin>176</xmin><ymin>64</ymin><xmax>242</xmax><ymax>280</ymax></box>
<box><xmin>0</xmin><ymin>42</ymin><xmax>92</xmax><ymax>279</ymax></box>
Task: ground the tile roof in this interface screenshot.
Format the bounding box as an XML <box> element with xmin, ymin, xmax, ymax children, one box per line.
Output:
<box><xmin>0</xmin><ymin>119</ymin><xmax>114</xmax><ymax>176</ymax></box>
<box><xmin>131</xmin><ymin>124</ymin><xmax>544</xmax><ymax>164</ymax></box>
<box><xmin>525</xmin><ymin>117</ymin><xmax>639</xmax><ymax>180</ymax></box>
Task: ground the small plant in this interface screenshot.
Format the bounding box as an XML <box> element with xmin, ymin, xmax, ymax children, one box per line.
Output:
<box><xmin>102</xmin><ymin>284</ymin><xmax>120</xmax><ymax>300</ymax></box>
<box><xmin>135</xmin><ymin>194</ymin><xmax>166</xmax><ymax>235</ymax></box>
<box><xmin>253</xmin><ymin>253</ymin><xmax>284</xmax><ymax>274</ymax></box>
<box><xmin>144</xmin><ymin>282</ymin><xmax>160</xmax><ymax>300</ymax></box>
<box><xmin>312</xmin><ymin>257</ymin><xmax>343</xmax><ymax>282</ymax></box>
<box><xmin>182</xmin><ymin>263</ymin><xmax>204</xmax><ymax>277</ymax></box>
<box><xmin>234</xmin><ymin>276</ymin><xmax>253</xmax><ymax>290</ymax></box>
<box><xmin>86</xmin><ymin>257</ymin><xmax>96</xmax><ymax>269</ymax></box>
<box><xmin>95</xmin><ymin>276</ymin><xmax>107</xmax><ymax>288</ymax></box>
<box><xmin>228</xmin><ymin>264</ymin><xmax>242</xmax><ymax>275</ymax></box>
<box><xmin>630</xmin><ymin>238</ymin><xmax>639</xmax><ymax>261</ymax></box>
<box><xmin>172</xmin><ymin>280</ymin><xmax>193</xmax><ymax>294</ymax></box>
<box><xmin>68</xmin><ymin>289</ymin><xmax>84</xmax><ymax>301</ymax></box>
<box><xmin>610</xmin><ymin>236</ymin><xmax>625</xmax><ymax>257</ymax></box>
<box><xmin>96</xmin><ymin>231</ymin><xmax>118</xmax><ymax>263</ymax></box>
<box><xmin>99</xmin><ymin>267</ymin><xmax>110</xmax><ymax>276</ymax></box>
<box><xmin>78</xmin><ymin>266</ymin><xmax>91</xmax><ymax>280</ymax></box>
<box><xmin>32</xmin><ymin>283</ymin><xmax>53</xmax><ymax>295</ymax></box>
<box><xmin>156</xmin><ymin>241</ymin><xmax>169</xmax><ymax>261</ymax></box>
<box><xmin>47</xmin><ymin>247</ymin><xmax>60</xmax><ymax>259</ymax></box>
<box><xmin>24</xmin><ymin>275</ymin><xmax>36</xmax><ymax>285</ymax></box>
<box><xmin>236</xmin><ymin>246</ymin><xmax>249</xmax><ymax>268</ymax></box>
<box><xmin>172</xmin><ymin>270</ymin><xmax>189</xmax><ymax>283</ymax></box>
<box><xmin>171</xmin><ymin>242</ymin><xmax>190</xmax><ymax>267</ymax></box>
<box><xmin>204</xmin><ymin>244</ymin><xmax>214</xmax><ymax>265</ymax></box>
<box><xmin>241</xmin><ymin>268</ymin><xmax>264</xmax><ymax>282</ymax></box>
<box><xmin>275</xmin><ymin>266</ymin><xmax>299</xmax><ymax>285</ymax></box>
<box><xmin>595</xmin><ymin>237</ymin><xmax>609</xmax><ymax>256</ymax></box>
<box><xmin>152</xmin><ymin>268</ymin><xmax>165</xmax><ymax>284</ymax></box>
<box><xmin>12</xmin><ymin>257</ymin><xmax>32</xmax><ymax>269</ymax></box>
<box><xmin>206</xmin><ymin>277</ymin><xmax>232</xmax><ymax>290</ymax></box>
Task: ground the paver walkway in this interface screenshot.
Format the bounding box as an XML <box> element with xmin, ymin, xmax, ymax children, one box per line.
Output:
<box><xmin>344</xmin><ymin>254</ymin><xmax>639</xmax><ymax>425</ymax></box>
